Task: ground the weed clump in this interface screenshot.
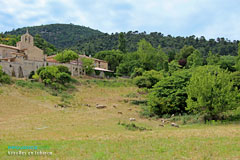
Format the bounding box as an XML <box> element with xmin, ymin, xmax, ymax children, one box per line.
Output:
<box><xmin>118</xmin><ymin>121</ymin><xmax>151</xmax><ymax>131</ymax></box>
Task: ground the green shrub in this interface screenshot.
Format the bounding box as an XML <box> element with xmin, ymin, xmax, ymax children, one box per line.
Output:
<box><xmin>15</xmin><ymin>80</ymin><xmax>44</xmax><ymax>89</ymax></box>
<box><xmin>56</xmin><ymin>65</ymin><xmax>71</xmax><ymax>75</ymax></box>
<box><xmin>231</xmin><ymin>71</ymin><xmax>240</xmax><ymax>90</ymax></box>
<box><xmin>139</xmin><ymin>106</ymin><xmax>155</xmax><ymax>118</ymax></box>
<box><xmin>125</xmin><ymin>92</ymin><xmax>138</xmax><ymax>98</ymax></box>
<box><xmin>130</xmin><ymin>100</ymin><xmax>147</xmax><ymax>105</ymax></box>
<box><xmin>36</xmin><ymin>65</ymin><xmax>73</xmax><ymax>91</ymax></box>
<box><xmin>134</xmin><ymin>76</ymin><xmax>151</xmax><ymax>88</ymax></box>
<box><xmin>186</xmin><ymin>65</ymin><xmax>239</xmax><ymax>121</ymax></box>
<box><xmin>38</xmin><ymin>66</ymin><xmax>59</xmax><ymax>84</ymax></box>
<box><xmin>0</xmin><ymin>66</ymin><xmax>11</xmax><ymax>84</ymax></box>
<box><xmin>148</xmin><ymin>69</ymin><xmax>191</xmax><ymax>116</ymax></box>
<box><xmin>130</xmin><ymin>67</ymin><xmax>144</xmax><ymax>78</ymax></box>
<box><xmin>81</xmin><ymin>57</ymin><xmax>94</xmax><ymax>75</ymax></box>
<box><xmin>134</xmin><ymin>70</ymin><xmax>164</xmax><ymax>88</ymax></box>
<box><xmin>56</xmin><ymin>72</ymin><xmax>71</xmax><ymax>85</ymax></box>
<box><xmin>118</xmin><ymin>122</ymin><xmax>150</xmax><ymax>131</ymax></box>
<box><xmin>54</xmin><ymin>49</ymin><xmax>79</xmax><ymax>63</ymax></box>
<box><xmin>28</xmin><ymin>71</ymin><xmax>35</xmax><ymax>79</ymax></box>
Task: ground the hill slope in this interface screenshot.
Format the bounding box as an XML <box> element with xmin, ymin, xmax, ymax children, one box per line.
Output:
<box><xmin>74</xmin><ymin>32</ymin><xmax>240</xmax><ymax>56</ymax></box>
<box><xmin>0</xmin><ymin>79</ymin><xmax>240</xmax><ymax>159</ymax></box>
<box><xmin>5</xmin><ymin>24</ymin><xmax>240</xmax><ymax>56</ymax></box>
<box><xmin>5</xmin><ymin>23</ymin><xmax>104</xmax><ymax>49</ymax></box>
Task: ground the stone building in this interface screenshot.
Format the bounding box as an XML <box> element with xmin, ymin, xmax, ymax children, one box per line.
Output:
<box><xmin>0</xmin><ymin>30</ymin><xmax>45</xmax><ymax>62</ymax></box>
<box><xmin>0</xmin><ymin>31</ymin><xmax>112</xmax><ymax>78</ymax></box>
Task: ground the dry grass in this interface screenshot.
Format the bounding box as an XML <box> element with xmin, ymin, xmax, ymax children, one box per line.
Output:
<box><xmin>0</xmin><ymin>80</ymin><xmax>240</xmax><ymax>159</ymax></box>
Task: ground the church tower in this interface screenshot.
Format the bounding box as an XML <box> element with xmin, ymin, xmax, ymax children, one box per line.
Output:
<box><xmin>16</xmin><ymin>29</ymin><xmax>45</xmax><ymax>62</ymax></box>
<box><xmin>21</xmin><ymin>29</ymin><xmax>34</xmax><ymax>46</ymax></box>
<box><xmin>17</xmin><ymin>29</ymin><xmax>34</xmax><ymax>49</ymax></box>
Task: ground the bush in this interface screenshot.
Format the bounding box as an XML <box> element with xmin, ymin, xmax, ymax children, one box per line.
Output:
<box><xmin>56</xmin><ymin>66</ymin><xmax>71</xmax><ymax>75</ymax></box>
<box><xmin>94</xmin><ymin>50</ymin><xmax>124</xmax><ymax>72</ymax></box>
<box><xmin>134</xmin><ymin>76</ymin><xmax>151</xmax><ymax>88</ymax></box>
<box><xmin>81</xmin><ymin>57</ymin><xmax>94</xmax><ymax>75</ymax></box>
<box><xmin>139</xmin><ymin>106</ymin><xmax>155</xmax><ymax>118</ymax></box>
<box><xmin>56</xmin><ymin>72</ymin><xmax>71</xmax><ymax>85</ymax></box>
<box><xmin>38</xmin><ymin>66</ymin><xmax>59</xmax><ymax>85</ymax></box>
<box><xmin>231</xmin><ymin>71</ymin><xmax>240</xmax><ymax>90</ymax></box>
<box><xmin>0</xmin><ymin>66</ymin><xmax>11</xmax><ymax>84</ymax></box>
<box><xmin>15</xmin><ymin>80</ymin><xmax>44</xmax><ymax>89</ymax></box>
<box><xmin>186</xmin><ymin>65</ymin><xmax>239</xmax><ymax>121</ymax></box>
<box><xmin>130</xmin><ymin>68</ymin><xmax>144</xmax><ymax>78</ymax></box>
<box><xmin>36</xmin><ymin>65</ymin><xmax>73</xmax><ymax>90</ymax></box>
<box><xmin>118</xmin><ymin>122</ymin><xmax>150</xmax><ymax>131</ymax></box>
<box><xmin>54</xmin><ymin>49</ymin><xmax>79</xmax><ymax>63</ymax></box>
<box><xmin>28</xmin><ymin>71</ymin><xmax>35</xmax><ymax>79</ymax></box>
<box><xmin>134</xmin><ymin>70</ymin><xmax>164</xmax><ymax>88</ymax></box>
<box><xmin>148</xmin><ymin>69</ymin><xmax>192</xmax><ymax>116</ymax></box>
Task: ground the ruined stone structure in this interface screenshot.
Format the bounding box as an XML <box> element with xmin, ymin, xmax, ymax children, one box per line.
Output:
<box><xmin>0</xmin><ymin>31</ymin><xmax>111</xmax><ymax>78</ymax></box>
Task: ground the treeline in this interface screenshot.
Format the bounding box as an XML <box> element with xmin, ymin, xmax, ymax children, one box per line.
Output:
<box><xmin>4</xmin><ymin>24</ymin><xmax>239</xmax><ymax>57</ymax></box>
<box><xmin>94</xmin><ymin>38</ymin><xmax>239</xmax><ymax>75</ymax></box>
<box><xmin>74</xmin><ymin>31</ymin><xmax>239</xmax><ymax>57</ymax></box>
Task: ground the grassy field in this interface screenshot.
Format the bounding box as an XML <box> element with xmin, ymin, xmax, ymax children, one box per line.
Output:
<box><xmin>0</xmin><ymin>79</ymin><xmax>240</xmax><ymax>160</ymax></box>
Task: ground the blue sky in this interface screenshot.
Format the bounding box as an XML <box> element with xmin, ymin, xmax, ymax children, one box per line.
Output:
<box><xmin>0</xmin><ymin>0</ymin><xmax>240</xmax><ymax>40</ymax></box>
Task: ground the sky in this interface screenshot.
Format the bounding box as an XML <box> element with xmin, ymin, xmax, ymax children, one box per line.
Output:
<box><xmin>0</xmin><ymin>0</ymin><xmax>240</xmax><ymax>40</ymax></box>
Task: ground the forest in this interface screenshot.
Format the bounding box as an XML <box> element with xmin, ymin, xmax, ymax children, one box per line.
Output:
<box><xmin>3</xmin><ymin>24</ymin><xmax>240</xmax><ymax>57</ymax></box>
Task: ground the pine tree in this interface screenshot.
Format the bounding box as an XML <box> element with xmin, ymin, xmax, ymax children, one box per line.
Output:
<box><xmin>118</xmin><ymin>32</ymin><xmax>127</xmax><ymax>53</ymax></box>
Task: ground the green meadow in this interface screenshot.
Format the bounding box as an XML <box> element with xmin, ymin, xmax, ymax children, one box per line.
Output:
<box><xmin>0</xmin><ymin>79</ymin><xmax>240</xmax><ymax>160</ymax></box>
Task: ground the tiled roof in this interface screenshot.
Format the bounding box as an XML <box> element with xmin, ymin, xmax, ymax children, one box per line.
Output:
<box><xmin>0</xmin><ymin>44</ymin><xmax>19</xmax><ymax>50</ymax></box>
<box><xmin>79</xmin><ymin>55</ymin><xmax>107</xmax><ymax>63</ymax></box>
<box><xmin>94</xmin><ymin>67</ymin><xmax>113</xmax><ymax>72</ymax></box>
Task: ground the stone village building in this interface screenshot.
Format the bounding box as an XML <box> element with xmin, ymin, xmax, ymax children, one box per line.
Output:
<box><xmin>0</xmin><ymin>31</ymin><xmax>112</xmax><ymax>78</ymax></box>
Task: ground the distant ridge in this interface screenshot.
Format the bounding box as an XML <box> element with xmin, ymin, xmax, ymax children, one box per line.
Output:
<box><xmin>5</xmin><ymin>23</ymin><xmax>239</xmax><ymax>56</ymax></box>
<box><xmin>5</xmin><ymin>23</ymin><xmax>104</xmax><ymax>49</ymax></box>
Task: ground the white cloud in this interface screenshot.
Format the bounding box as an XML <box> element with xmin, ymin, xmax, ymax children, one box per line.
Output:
<box><xmin>0</xmin><ymin>0</ymin><xmax>240</xmax><ymax>40</ymax></box>
<box><xmin>196</xmin><ymin>15</ymin><xmax>240</xmax><ymax>40</ymax></box>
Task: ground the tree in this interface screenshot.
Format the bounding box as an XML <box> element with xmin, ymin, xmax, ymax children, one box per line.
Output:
<box><xmin>118</xmin><ymin>32</ymin><xmax>127</xmax><ymax>53</ymax></box>
<box><xmin>56</xmin><ymin>72</ymin><xmax>71</xmax><ymax>85</ymax></box>
<box><xmin>36</xmin><ymin>66</ymin><xmax>72</xmax><ymax>89</ymax></box>
<box><xmin>56</xmin><ymin>65</ymin><xmax>71</xmax><ymax>75</ymax></box>
<box><xmin>156</xmin><ymin>46</ymin><xmax>169</xmax><ymax>71</ymax></box>
<box><xmin>137</xmin><ymin>39</ymin><xmax>168</xmax><ymax>71</ymax></box>
<box><xmin>187</xmin><ymin>50</ymin><xmax>203</xmax><ymax>68</ymax></box>
<box><xmin>168</xmin><ymin>60</ymin><xmax>181</xmax><ymax>74</ymax></box>
<box><xmin>235</xmin><ymin>43</ymin><xmax>240</xmax><ymax>71</ymax></box>
<box><xmin>130</xmin><ymin>68</ymin><xmax>144</xmax><ymax>78</ymax></box>
<box><xmin>134</xmin><ymin>70</ymin><xmax>164</xmax><ymax>88</ymax></box>
<box><xmin>231</xmin><ymin>71</ymin><xmax>240</xmax><ymax>90</ymax></box>
<box><xmin>175</xmin><ymin>45</ymin><xmax>195</xmax><ymax>61</ymax></box>
<box><xmin>218</xmin><ymin>55</ymin><xmax>236</xmax><ymax>72</ymax></box>
<box><xmin>206</xmin><ymin>51</ymin><xmax>220</xmax><ymax>65</ymax></box>
<box><xmin>54</xmin><ymin>50</ymin><xmax>79</xmax><ymax>63</ymax></box>
<box><xmin>38</xmin><ymin>66</ymin><xmax>59</xmax><ymax>85</ymax></box>
<box><xmin>34</xmin><ymin>34</ymin><xmax>57</xmax><ymax>56</ymax></box>
<box><xmin>81</xmin><ymin>58</ymin><xmax>94</xmax><ymax>75</ymax></box>
<box><xmin>94</xmin><ymin>50</ymin><xmax>123</xmax><ymax>72</ymax></box>
<box><xmin>186</xmin><ymin>65</ymin><xmax>239</xmax><ymax>120</ymax></box>
<box><xmin>148</xmin><ymin>69</ymin><xmax>191</xmax><ymax>116</ymax></box>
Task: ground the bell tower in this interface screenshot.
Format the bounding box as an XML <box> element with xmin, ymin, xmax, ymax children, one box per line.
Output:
<box><xmin>20</xmin><ymin>29</ymin><xmax>34</xmax><ymax>46</ymax></box>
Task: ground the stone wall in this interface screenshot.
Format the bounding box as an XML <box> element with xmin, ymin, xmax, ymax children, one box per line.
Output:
<box><xmin>0</xmin><ymin>47</ymin><xmax>18</xmax><ymax>59</ymax></box>
<box><xmin>0</xmin><ymin>60</ymin><xmax>83</xmax><ymax>78</ymax></box>
<box><xmin>0</xmin><ymin>60</ymin><xmax>45</xmax><ymax>78</ymax></box>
